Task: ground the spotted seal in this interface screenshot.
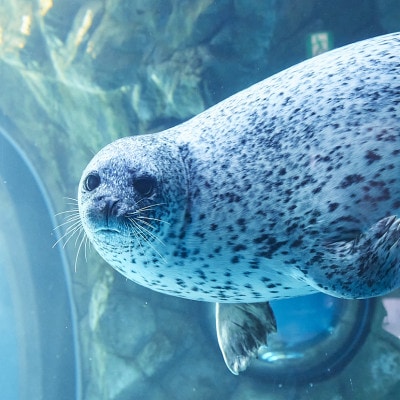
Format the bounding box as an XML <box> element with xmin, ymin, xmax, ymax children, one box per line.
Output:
<box><xmin>77</xmin><ymin>33</ymin><xmax>400</xmax><ymax>374</ymax></box>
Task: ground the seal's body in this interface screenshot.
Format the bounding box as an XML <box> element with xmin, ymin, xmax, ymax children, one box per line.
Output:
<box><xmin>78</xmin><ymin>33</ymin><xmax>400</xmax><ymax>374</ymax></box>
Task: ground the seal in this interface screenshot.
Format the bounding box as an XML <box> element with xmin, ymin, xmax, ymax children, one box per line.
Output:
<box><xmin>77</xmin><ymin>32</ymin><xmax>400</xmax><ymax>374</ymax></box>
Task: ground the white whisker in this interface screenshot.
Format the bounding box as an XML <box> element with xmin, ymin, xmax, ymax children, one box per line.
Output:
<box><xmin>85</xmin><ymin>235</ymin><xmax>91</xmax><ymax>262</ymax></box>
<box><xmin>52</xmin><ymin>203</ymin><xmax>89</xmax><ymax>273</ymax></box>
<box><xmin>133</xmin><ymin>197</ymin><xmax>153</xmax><ymax>208</ymax></box>
<box><xmin>52</xmin><ymin>220</ymin><xmax>81</xmax><ymax>248</ymax></box>
<box><xmin>130</xmin><ymin>218</ymin><xmax>167</xmax><ymax>263</ymax></box>
<box><xmin>74</xmin><ymin>224</ymin><xmax>86</xmax><ymax>247</ymax></box>
<box><xmin>74</xmin><ymin>228</ymin><xmax>87</xmax><ymax>273</ymax></box>
<box><xmin>55</xmin><ymin>209</ymin><xmax>79</xmax><ymax>217</ymax></box>
<box><xmin>133</xmin><ymin>218</ymin><xmax>167</xmax><ymax>247</ymax></box>
<box><xmin>127</xmin><ymin>218</ymin><xmax>151</xmax><ymax>264</ymax></box>
<box><xmin>63</xmin><ymin>197</ymin><xmax>78</xmax><ymax>203</ymax></box>
<box><xmin>128</xmin><ymin>202</ymin><xmax>166</xmax><ymax>215</ymax></box>
<box><xmin>136</xmin><ymin>215</ymin><xmax>171</xmax><ymax>225</ymax></box>
<box><xmin>53</xmin><ymin>215</ymin><xmax>81</xmax><ymax>230</ymax></box>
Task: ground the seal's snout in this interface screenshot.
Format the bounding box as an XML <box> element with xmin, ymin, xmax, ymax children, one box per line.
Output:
<box><xmin>97</xmin><ymin>197</ymin><xmax>128</xmax><ymax>222</ymax></box>
<box><xmin>104</xmin><ymin>198</ymin><xmax>121</xmax><ymax>218</ymax></box>
<box><xmin>85</xmin><ymin>195</ymin><xmax>127</xmax><ymax>232</ymax></box>
<box><xmin>99</xmin><ymin>198</ymin><xmax>127</xmax><ymax>231</ymax></box>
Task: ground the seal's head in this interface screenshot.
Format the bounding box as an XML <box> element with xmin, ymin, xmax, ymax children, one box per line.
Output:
<box><xmin>78</xmin><ymin>134</ymin><xmax>187</xmax><ymax>274</ymax></box>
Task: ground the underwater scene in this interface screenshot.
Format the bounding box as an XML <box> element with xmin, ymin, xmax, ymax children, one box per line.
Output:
<box><xmin>0</xmin><ymin>1</ymin><xmax>400</xmax><ymax>399</ymax></box>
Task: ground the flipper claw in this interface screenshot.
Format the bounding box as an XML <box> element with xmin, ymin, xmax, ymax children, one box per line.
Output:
<box><xmin>216</xmin><ymin>302</ymin><xmax>277</xmax><ymax>374</ymax></box>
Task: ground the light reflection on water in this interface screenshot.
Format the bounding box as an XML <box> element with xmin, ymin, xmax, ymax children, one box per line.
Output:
<box><xmin>382</xmin><ymin>297</ymin><xmax>400</xmax><ymax>338</ymax></box>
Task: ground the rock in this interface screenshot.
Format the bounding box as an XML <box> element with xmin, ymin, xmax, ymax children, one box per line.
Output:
<box><xmin>377</xmin><ymin>0</ymin><xmax>400</xmax><ymax>32</ymax></box>
<box><xmin>96</xmin><ymin>289</ymin><xmax>156</xmax><ymax>358</ymax></box>
<box><xmin>1</xmin><ymin>2</ymin><xmax>400</xmax><ymax>399</ymax></box>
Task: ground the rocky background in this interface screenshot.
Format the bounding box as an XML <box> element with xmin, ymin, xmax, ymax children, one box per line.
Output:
<box><xmin>0</xmin><ymin>1</ymin><xmax>400</xmax><ymax>399</ymax></box>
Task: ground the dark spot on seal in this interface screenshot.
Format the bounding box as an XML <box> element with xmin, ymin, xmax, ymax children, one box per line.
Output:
<box><xmin>253</xmin><ymin>234</ymin><xmax>269</xmax><ymax>244</ymax></box>
<box><xmin>233</xmin><ymin>244</ymin><xmax>247</xmax><ymax>252</ymax></box>
<box><xmin>176</xmin><ymin>278</ymin><xmax>187</xmax><ymax>288</ymax></box>
<box><xmin>194</xmin><ymin>231</ymin><xmax>206</xmax><ymax>239</ymax></box>
<box><xmin>231</xmin><ymin>256</ymin><xmax>240</xmax><ymax>264</ymax></box>
<box><xmin>329</xmin><ymin>202</ymin><xmax>340</xmax><ymax>212</ymax></box>
<box><xmin>196</xmin><ymin>269</ymin><xmax>207</xmax><ymax>280</ymax></box>
<box><xmin>291</xmin><ymin>238</ymin><xmax>303</xmax><ymax>248</ymax></box>
<box><xmin>365</xmin><ymin>150</ymin><xmax>382</xmax><ymax>165</ymax></box>
<box><xmin>340</xmin><ymin>174</ymin><xmax>365</xmax><ymax>188</ymax></box>
<box><xmin>210</xmin><ymin>223</ymin><xmax>218</xmax><ymax>231</ymax></box>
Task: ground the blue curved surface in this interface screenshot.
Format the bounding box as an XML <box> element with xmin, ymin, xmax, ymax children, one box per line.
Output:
<box><xmin>0</xmin><ymin>114</ymin><xmax>81</xmax><ymax>400</ymax></box>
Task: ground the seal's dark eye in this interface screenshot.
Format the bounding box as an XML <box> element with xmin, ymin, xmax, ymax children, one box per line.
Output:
<box><xmin>133</xmin><ymin>176</ymin><xmax>156</xmax><ymax>196</ymax></box>
<box><xmin>84</xmin><ymin>172</ymin><xmax>101</xmax><ymax>191</ymax></box>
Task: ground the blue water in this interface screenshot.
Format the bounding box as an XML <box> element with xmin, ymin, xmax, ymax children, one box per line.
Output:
<box><xmin>0</xmin><ymin>1</ymin><xmax>399</xmax><ymax>399</ymax></box>
<box><xmin>0</xmin><ymin>260</ymin><xmax>19</xmax><ymax>399</ymax></box>
<box><xmin>271</xmin><ymin>294</ymin><xmax>338</xmax><ymax>346</ymax></box>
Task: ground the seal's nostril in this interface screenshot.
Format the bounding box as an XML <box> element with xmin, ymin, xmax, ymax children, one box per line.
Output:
<box><xmin>110</xmin><ymin>200</ymin><xmax>120</xmax><ymax>216</ymax></box>
<box><xmin>103</xmin><ymin>199</ymin><xmax>120</xmax><ymax>218</ymax></box>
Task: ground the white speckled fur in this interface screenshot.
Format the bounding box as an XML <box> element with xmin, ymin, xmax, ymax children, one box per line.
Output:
<box><xmin>79</xmin><ymin>33</ymin><xmax>400</xmax><ymax>303</ymax></box>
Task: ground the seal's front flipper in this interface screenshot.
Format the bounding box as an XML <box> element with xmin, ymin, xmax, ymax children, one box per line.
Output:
<box><xmin>312</xmin><ymin>216</ymin><xmax>400</xmax><ymax>298</ymax></box>
<box><xmin>216</xmin><ymin>302</ymin><xmax>277</xmax><ymax>375</ymax></box>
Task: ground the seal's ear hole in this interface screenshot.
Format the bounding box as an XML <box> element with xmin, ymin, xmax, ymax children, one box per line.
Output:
<box><xmin>84</xmin><ymin>172</ymin><xmax>101</xmax><ymax>191</ymax></box>
<box><xmin>133</xmin><ymin>176</ymin><xmax>156</xmax><ymax>196</ymax></box>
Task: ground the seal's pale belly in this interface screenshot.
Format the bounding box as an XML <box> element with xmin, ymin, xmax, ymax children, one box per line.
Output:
<box><xmin>79</xmin><ymin>33</ymin><xmax>400</xmax><ymax>303</ymax></box>
<box><xmin>93</xmin><ymin>232</ymin><xmax>317</xmax><ymax>302</ymax></box>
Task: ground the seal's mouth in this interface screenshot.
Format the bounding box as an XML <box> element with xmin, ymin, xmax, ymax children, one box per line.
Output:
<box><xmin>93</xmin><ymin>221</ymin><xmax>139</xmax><ymax>237</ymax></box>
<box><xmin>94</xmin><ymin>227</ymin><xmax>121</xmax><ymax>234</ymax></box>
